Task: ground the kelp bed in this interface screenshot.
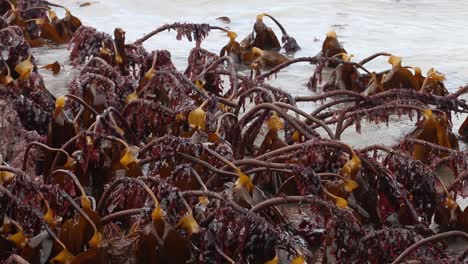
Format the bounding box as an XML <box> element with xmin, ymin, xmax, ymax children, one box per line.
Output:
<box><xmin>0</xmin><ymin>1</ymin><xmax>468</xmax><ymax>264</ymax></box>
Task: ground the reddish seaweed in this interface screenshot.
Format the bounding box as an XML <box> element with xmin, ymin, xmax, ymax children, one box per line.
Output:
<box><xmin>0</xmin><ymin>6</ymin><xmax>467</xmax><ymax>264</ymax></box>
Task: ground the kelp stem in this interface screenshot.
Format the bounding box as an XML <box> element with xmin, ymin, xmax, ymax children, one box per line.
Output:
<box><xmin>97</xmin><ymin>177</ymin><xmax>160</xmax><ymax>213</ymax></box>
<box><xmin>358</xmin><ymin>52</ymin><xmax>392</xmax><ymax>65</ymax></box>
<box><xmin>237</xmin><ymin>103</ymin><xmax>315</xmax><ymax>139</ymax></box>
<box><xmin>60</xmin><ymin>190</ymin><xmax>99</xmax><ymax>233</ymax></box>
<box><xmin>391</xmin><ymin>231</ymin><xmax>468</xmax><ymax>264</ymax></box>
<box><xmin>100</xmin><ymin>208</ymin><xmax>147</xmax><ymax>224</ymax></box>
<box><xmin>274</xmin><ymin>102</ymin><xmax>335</xmax><ymax>139</ymax></box>
<box><xmin>23</xmin><ymin>142</ymin><xmax>69</xmax><ymax>171</ymax></box>
<box><xmin>250</xmin><ymin>195</ymin><xmax>333</xmax><ymax>213</ymax></box>
<box><xmin>65</xmin><ymin>94</ymin><xmax>99</xmax><ymax>116</ymax></box>
<box><xmin>181</xmin><ymin>190</ymin><xmax>246</xmax><ymax>213</ymax></box>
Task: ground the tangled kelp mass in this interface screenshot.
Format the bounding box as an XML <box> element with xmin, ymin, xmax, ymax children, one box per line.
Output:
<box><xmin>0</xmin><ymin>1</ymin><xmax>468</xmax><ymax>264</ymax></box>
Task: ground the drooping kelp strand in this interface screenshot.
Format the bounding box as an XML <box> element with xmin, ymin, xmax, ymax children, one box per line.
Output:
<box><xmin>261</xmin><ymin>13</ymin><xmax>300</xmax><ymax>53</ymax></box>
<box><xmin>459</xmin><ymin>116</ymin><xmax>468</xmax><ymax>139</ymax></box>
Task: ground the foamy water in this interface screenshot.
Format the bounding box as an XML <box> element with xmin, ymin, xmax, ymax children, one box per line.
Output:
<box><xmin>34</xmin><ymin>0</ymin><xmax>468</xmax><ymax>151</ymax></box>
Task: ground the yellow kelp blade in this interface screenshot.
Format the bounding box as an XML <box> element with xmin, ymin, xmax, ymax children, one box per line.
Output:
<box><xmin>144</xmin><ymin>66</ymin><xmax>155</xmax><ymax>80</ymax></box>
<box><xmin>341</xmin><ymin>53</ymin><xmax>354</xmax><ymax>62</ymax></box>
<box><xmin>151</xmin><ymin>205</ymin><xmax>166</xmax><ymax>221</ymax></box>
<box><xmin>120</xmin><ymin>149</ymin><xmax>137</xmax><ymax>168</ymax></box>
<box><xmin>7</xmin><ymin>231</ymin><xmax>28</xmax><ymax>248</ymax></box>
<box><xmin>326</xmin><ymin>31</ymin><xmax>337</xmax><ymax>38</ymax></box>
<box><xmin>88</xmin><ymin>231</ymin><xmax>103</xmax><ymax>247</ymax></box>
<box><xmin>388</xmin><ymin>55</ymin><xmax>402</xmax><ymax>68</ymax></box>
<box><xmin>49</xmin><ymin>10</ymin><xmax>58</xmax><ymax>20</ymax></box>
<box><xmin>0</xmin><ymin>64</ymin><xmax>13</xmax><ymax>85</ymax></box>
<box><xmin>198</xmin><ymin>196</ymin><xmax>210</xmax><ymax>206</ymax></box>
<box><xmin>100</xmin><ymin>46</ymin><xmax>111</xmax><ymax>56</ymax></box>
<box><xmin>81</xmin><ymin>196</ymin><xmax>92</xmax><ymax>210</ymax></box>
<box><xmin>64</xmin><ymin>9</ymin><xmax>82</xmax><ymax>30</ymax></box>
<box><xmin>125</xmin><ymin>92</ymin><xmax>138</xmax><ymax>104</ymax></box>
<box><xmin>176</xmin><ymin>214</ymin><xmax>200</xmax><ymax>236</ymax></box>
<box><xmin>55</xmin><ymin>95</ymin><xmax>66</xmax><ymax>109</ymax></box>
<box><xmin>235</xmin><ymin>169</ymin><xmax>254</xmax><ymax>194</ymax></box>
<box><xmin>227</xmin><ymin>31</ymin><xmax>238</xmax><ymax>40</ymax></box>
<box><xmin>427</xmin><ymin>68</ymin><xmax>445</xmax><ymax>82</ymax></box>
<box><xmin>335</xmin><ymin>197</ymin><xmax>348</xmax><ymax>208</ymax></box>
<box><xmin>291</xmin><ymin>130</ymin><xmax>301</xmax><ymax>142</ymax></box>
<box><xmin>63</xmin><ymin>157</ymin><xmax>75</xmax><ymax>170</ymax></box>
<box><xmin>344</xmin><ymin>179</ymin><xmax>359</xmax><ymax>192</ymax></box>
<box><xmin>54</xmin><ymin>95</ymin><xmax>66</xmax><ymax>117</ymax></box>
<box><xmin>195</xmin><ymin>79</ymin><xmax>204</xmax><ymax>89</ymax></box>
<box><xmin>0</xmin><ymin>170</ymin><xmax>15</xmax><ymax>185</ymax></box>
<box><xmin>291</xmin><ymin>255</ymin><xmax>305</xmax><ymax>264</ymax></box>
<box><xmin>268</xmin><ymin>111</ymin><xmax>284</xmax><ymax>132</ymax></box>
<box><xmin>43</xmin><ymin>199</ymin><xmax>57</xmax><ymax>227</ymax></box>
<box><xmin>15</xmin><ymin>55</ymin><xmax>34</xmax><ymax>80</ymax></box>
<box><xmin>188</xmin><ymin>105</ymin><xmax>207</xmax><ymax>130</ymax></box>
<box><xmin>50</xmin><ymin>248</ymin><xmax>75</xmax><ymax>264</ymax></box>
<box><xmin>341</xmin><ymin>153</ymin><xmax>361</xmax><ymax>178</ymax></box>
<box><xmin>445</xmin><ymin>197</ymin><xmax>457</xmax><ymax>209</ymax></box>
<box><xmin>0</xmin><ymin>74</ymin><xmax>13</xmax><ymax>85</ymax></box>
<box><xmin>252</xmin><ymin>47</ymin><xmax>264</xmax><ymax>57</ymax></box>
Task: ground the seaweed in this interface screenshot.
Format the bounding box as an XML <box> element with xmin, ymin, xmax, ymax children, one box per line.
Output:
<box><xmin>0</xmin><ymin>8</ymin><xmax>467</xmax><ymax>264</ymax></box>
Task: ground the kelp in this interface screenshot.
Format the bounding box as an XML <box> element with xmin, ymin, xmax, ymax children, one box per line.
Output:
<box><xmin>240</xmin><ymin>14</ymin><xmax>281</xmax><ymax>52</ymax></box>
<box><xmin>460</xmin><ymin>117</ymin><xmax>468</xmax><ymax>139</ymax></box>
<box><xmin>41</xmin><ymin>61</ymin><xmax>61</xmax><ymax>74</ymax></box>
<box><xmin>220</xmin><ymin>13</ymin><xmax>299</xmax><ymax>67</ymax></box>
<box><xmin>382</xmin><ymin>55</ymin><xmax>419</xmax><ymax>90</ymax></box>
<box><xmin>0</xmin><ymin>0</ymin><xmax>82</xmax><ymax>46</ymax></box>
<box><xmin>250</xmin><ymin>47</ymin><xmax>289</xmax><ymax>76</ymax></box>
<box><xmin>220</xmin><ymin>31</ymin><xmax>242</xmax><ymax>63</ymax></box>
<box><xmin>316</xmin><ymin>31</ymin><xmax>347</xmax><ymax>67</ymax></box>
<box><xmin>0</xmin><ymin>9</ymin><xmax>467</xmax><ymax>264</ymax></box>
<box><xmin>323</xmin><ymin>54</ymin><xmax>365</xmax><ymax>92</ymax></box>
<box><xmin>239</xmin><ymin>13</ymin><xmax>300</xmax><ymax>54</ymax></box>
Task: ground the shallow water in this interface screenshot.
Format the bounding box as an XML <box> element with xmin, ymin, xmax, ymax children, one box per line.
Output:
<box><xmin>35</xmin><ymin>0</ymin><xmax>468</xmax><ymax>151</ymax></box>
